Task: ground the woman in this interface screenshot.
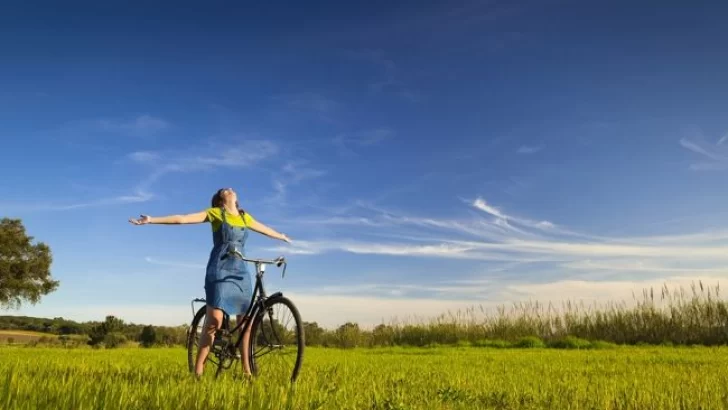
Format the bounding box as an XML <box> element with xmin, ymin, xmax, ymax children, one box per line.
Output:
<box><xmin>128</xmin><ymin>187</ymin><xmax>291</xmax><ymax>378</ymax></box>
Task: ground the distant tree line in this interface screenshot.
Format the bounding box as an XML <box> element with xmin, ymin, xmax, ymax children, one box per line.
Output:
<box><xmin>0</xmin><ymin>315</ymin><xmax>187</xmax><ymax>348</ymax></box>
<box><xmin>4</xmin><ymin>282</ymin><xmax>728</xmax><ymax>349</ymax></box>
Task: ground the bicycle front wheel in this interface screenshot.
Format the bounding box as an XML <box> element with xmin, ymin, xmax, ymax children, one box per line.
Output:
<box><xmin>249</xmin><ymin>296</ymin><xmax>304</xmax><ymax>383</ymax></box>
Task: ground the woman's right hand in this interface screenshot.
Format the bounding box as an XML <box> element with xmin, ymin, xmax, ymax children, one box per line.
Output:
<box><xmin>129</xmin><ymin>215</ymin><xmax>152</xmax><ymax>225</ymax></box>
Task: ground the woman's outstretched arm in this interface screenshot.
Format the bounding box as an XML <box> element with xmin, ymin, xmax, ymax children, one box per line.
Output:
<box><xmin>129</xmin><ymin>211</ymin><xmax>208</xmax><ymax>225</ymax></box>
<box><xmin>247</xmin><ymin>219</ymin><xmax>291</xmax><ymax>243</ymax></box>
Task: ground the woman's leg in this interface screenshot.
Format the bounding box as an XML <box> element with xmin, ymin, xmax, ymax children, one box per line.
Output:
<box><xmin>237</xmin><ymin>314</ymin><xmax>252</xmax><ymax>375</ymax></box>
<box><xmin>195</xmin><ymin>305</ymin><xmax>223</xmax><ymax>376</ymax></box>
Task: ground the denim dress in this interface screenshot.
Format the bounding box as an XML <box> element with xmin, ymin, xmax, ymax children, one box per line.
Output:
<box><xmin>204</xmin><ymin>208</ymin><xmax>253</xmax><ymax>316</ymax></box>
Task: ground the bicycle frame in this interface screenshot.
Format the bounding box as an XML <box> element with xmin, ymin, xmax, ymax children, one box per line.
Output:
<box><xmin>189</xmin><ymin>254</ymin><xmax>287</xmax><ymax>353</ymax></box>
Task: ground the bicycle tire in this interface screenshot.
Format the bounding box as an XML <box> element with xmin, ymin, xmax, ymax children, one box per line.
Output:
<box><xmin>249</xmin><ymin>296</ymin><xmax>305</xmax><ymax>382</ymax></box>
<box><xmin>186</xmin><ymin>305</ymin><xmax>218</xmax><ymax>374</ymax></box>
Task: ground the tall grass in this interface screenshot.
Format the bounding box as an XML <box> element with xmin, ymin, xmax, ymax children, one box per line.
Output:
<box><xmin>318</xmin><ymin>282</ymin><xmax>728</xmax><ymax>348</ymax></box>
<box><xmin>4</xmin><ymin>346</ymin><xmax>728</xmax><ymax>409</ymax></box>
<box><xmin>11</xmin><ymin>282</ymin><xmax>728</xmax><ymax>350</ymax></box>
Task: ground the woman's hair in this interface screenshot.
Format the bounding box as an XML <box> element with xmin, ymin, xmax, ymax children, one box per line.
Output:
<box><xmin>211</xmin><ymin>189</ymin><xmax>245</xmax><ymax>215</ymax></box>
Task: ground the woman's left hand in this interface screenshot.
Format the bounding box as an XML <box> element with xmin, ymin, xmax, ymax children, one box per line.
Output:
<box><xmin>280</xmin><ymin>233</ymin><xmax>292</xmax><ymax>244</ymax></box>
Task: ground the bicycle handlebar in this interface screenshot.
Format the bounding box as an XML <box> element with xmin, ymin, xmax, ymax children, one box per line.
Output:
<box><xmin>228</xmin><ymin>248</ymin><xmax>288</xmax><ymax>277</ymax></box>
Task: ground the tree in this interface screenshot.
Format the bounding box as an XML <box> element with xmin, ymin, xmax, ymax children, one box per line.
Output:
<box><xmin>303</xmin><ymin>321</ymin><xmax>324</xmax><ymax>346</ymax></box>
<box><xmin>0</xmin><ymin>218</ymin><xmax>58</xmax><ymax>309</ymax></box>
<box><xmin>88</xmin><ymin>315</ymin><xmax>125</xmax><ymax>347</ymax></box>
<box><xmin>140</xmin><ymin>325</ymin><xmax>157</xmax><ymax>347</ymax></box>
<box><xmin>372</xmin><ymin>324</ymin><xmax>395</xmax><ymax>346</ymax></box>
<box><xmin>103</xmin><ymin>332</ymin><xmax>127</xmax><ymax>348</ymax></box>
<box><xmin>335</xmin><ymin>322</ymin><xmax>362</xmax><ymax>348</ymax></box>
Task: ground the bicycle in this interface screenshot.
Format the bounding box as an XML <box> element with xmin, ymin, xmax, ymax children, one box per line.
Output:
<box><xmin>185</xmin><ymin>253</ymin><xmax>305</xmax><ymax>383</ymax></box>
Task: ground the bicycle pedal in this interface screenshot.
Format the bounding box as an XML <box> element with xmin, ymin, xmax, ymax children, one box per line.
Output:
<box><xmin>226</xmin><ymin>346</ymin><xmax>241</xmax><ymax>358</ymax></box>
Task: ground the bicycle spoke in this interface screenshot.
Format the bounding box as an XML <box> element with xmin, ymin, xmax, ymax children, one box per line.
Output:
<box><xmin>249</xmin><ymin>296</ymin><xmax>303</xmax><ymax>382</ymax></box>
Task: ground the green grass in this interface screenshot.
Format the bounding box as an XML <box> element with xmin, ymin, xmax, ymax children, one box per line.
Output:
<box><xmin>2</xmin><ymin>346</ymin><xmax>728</xmax><ymax>409</ymax></box>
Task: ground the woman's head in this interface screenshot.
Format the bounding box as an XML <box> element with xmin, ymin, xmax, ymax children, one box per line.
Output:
<box><xmin>211</xmin><ymin>187</ymin><xmax>239</xmax><ymax>209</ymax></box>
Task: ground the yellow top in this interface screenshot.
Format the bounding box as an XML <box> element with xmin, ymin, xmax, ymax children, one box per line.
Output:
<box><xmin>205</xmin><ymin>207</ymin><xmax>256</xmax><ymax>232</ymax></box>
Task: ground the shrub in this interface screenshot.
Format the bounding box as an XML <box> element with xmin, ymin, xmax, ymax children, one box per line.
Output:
<box><xmin>515</xmin><ymin>336</ymin><xmax>545</xmax><ymax>348</ymax></box>
<box><xmin>472</xmin><ymin>339</ymin><xmax>512</xmax><ymax>349</ymax></box>
<box><xmin>549</xmin><ymin>336</ymin><xmax>592</xmax><ymax>349</ymax></box>
<box><xmin>103</xmin><ymin>332</ymin><xmax>127</xmax><ymax>349</ymax></box>
<box><xmin>589</xmin><ymin>340</ymin><xmax>618</xmax><ymax>349</ymax></box>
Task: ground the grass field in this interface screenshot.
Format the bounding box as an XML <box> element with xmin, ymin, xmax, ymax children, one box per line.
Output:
<box><xmin>2</xmin><ymin>346</ymin><xmax>727</xmax><ymax>409</ymax></box>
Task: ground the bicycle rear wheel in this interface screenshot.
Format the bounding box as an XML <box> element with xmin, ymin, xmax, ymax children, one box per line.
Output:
<box><xmin>249</xmin><ymin>296</ymin><xmax>304</xmax><ymax>383</ymax></box>
<box><xmin>186</xmin><ymin>306</ymin><xmax>219</xmax><ymax>374</ymax></box>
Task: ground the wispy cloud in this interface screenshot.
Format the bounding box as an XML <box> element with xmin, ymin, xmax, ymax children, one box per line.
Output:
<box><xmin>0</xmin><ymin>190</ymin><xmax>153</xmax><ymax>213</ymax></box>
<box><xmin>267</xmin><ymin>160</ymin><xmax>327</xmax><ymax>205</ymax></box>
<box><xmin>472</xmin><ymin>197</ymin><xmax>507</xmax><ymax>219</ymax></box>
<box><xmin>680</xmin><ymin>130</ymin><xmax>728</xmax><ymax>171</ymax></box>
<box><xmin>281</xmin><ymin>160</ymin><xmax>327</xmax><ymax>184</ymax></box>
<box><xmin>268</xmin><ymin>195</ymin><xmax>728</xmax><ymax>290</ymax></box>
<box><xmin>471</xmin><ymin>197</ymin><xmax>559</xmax><ymax>234</ymax></box>
<box><xmin>56</xmin><ymin>191</ymin><xmax>154</xmax><ymax>210</ymax></box>
<box><xmin>272</xmin><ymin>92</ymin><xmax>338</xmax><ymax>114</ymax></box>
<box><xmin>345</xmin><ymin>49</ymin><xmax>421</xmax><ymax>102</ymax></box>
<box><xmin>504</xmin><ymin>275</ymin><xmax>726</xmax><ymax>305</ymax></box>
<box><xmin>127</xmin><ymin>151</ymin><xmax>160</xmax><ymax>163</ymax></box>
<box><xmin>70</xmin><ymin>115</ymin><xmax>170</xmax><ymax>138</ymax></box>
<box><xmin>270</xmin><ymin>92</ymin><xmax>340</xmax><ymax>123</ymax></box>
<box><xmin>7</xmin><ymin>138</ymin><xmax>285</xmax><ymax>214</ymax></box>
<box><xmin>299</xmin><ymin>280</ymin><xmax>498</xmax><ymax>300</ymax></box>
<box><xmin>333</xmin><ymin>128</ymin><xmax>394</xmax><ymax>156</ymax></box>
<box><xmin>279</xmin><ymin>275</ymin><xmax>728</xmax><ymax>328</ymax></box>
<box><xmin>144</xmin><ymin>257</ymin><xmax>206</xmax><ymax>270</ymax></box>
<box><xmin>517</xmin><ymin>145</ymin><xmax>543</xmax><ymax>154</ymax></box>
<box><xmin>126</xmin><ymin>139</ymin><xmax>280</xmax><ymax>197</ymax></box>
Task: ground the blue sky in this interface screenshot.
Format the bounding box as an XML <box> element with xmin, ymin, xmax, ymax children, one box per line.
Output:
<box><xmin>2</xmin><ymin>1</ymin><xmax>728</xmax><ymax>328</ymax></box>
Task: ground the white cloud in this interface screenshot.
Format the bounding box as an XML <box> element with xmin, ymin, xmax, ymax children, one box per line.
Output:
<box><xmin>690</xmin><ymin>162</ymin><xmax>728</xmax><ymax>171</ymax></box>
<box><xmin>190</xmin><ymin>140</ymin><xmax>279</xmax><ymax>168</ymax></box>
<box><xmin>130</xmin><ymin>140</ymin><xmax>278</xmax><ymax>171</ymax></box>
<box><xmin>128</xmin><ymin>115</ymin><xmax>169</xmax><ymax>134</ymax></box>
<box><xmin>265</xmin><ymin>194</ymin><xmax>728</xmax><ymax>312</ymax></box>
<box><xmin>281</xmin><ymin>161</ymin><xmax>327</xmax><ymax>183</ymax></box>
<box><xmin>472</xmin><ymin>197</ymin><xmax>507</xmax><ymax>219</ymax></box>
<box><xmin>310</xmin><ymin>281</ymin><xmax>498</xmax><ymax>299</ymax></box>
<box><xmin>0</xmin><ymin>190</ymin><xmax>153</xmax><ymax>213</ymax></box>
<box><xmin>333</xmin><ymin>128</ymin><xmax>394</xmax><ymax>156</ymax></box>
<box><xmin>128</xmin><ymin>151</ymin><xmax>160</xmax><ymax>163</ymax></box>
<box><xmin>126</xmin><ymin>139</ymin><xmax>280</xmax><ymax>198</ymax></box>
<box><xmin>505</xmin><ymin>275</ymin><xmax>725</xmax><ymax>306</ymax></box>
<box><xmin>14</xmin><ymin>139</ymin><xmax>282</xmax><ymax>214</ymax></box>
<box><xmin>343</xmin><ymin>242</ymin><xmax>478</xmax><ymax>258</ymax></box>
<box><xmin>79</xmin><ymin>115</ymin><xmax>170</xmax><ymax>137</ymax></box>
<box><xmin>286</xmin><ymin>293</ymin><xmax>487</xmax><ymax>328</ymax></box>
<box><xmin>517</xmin><ymin>145</ymin><xmax>543</xmax><ymax>154</ymax></box>
<box><xmin>279</xmin><ymin>196</ymin><xmax>728</xmax><ymax>268</ymax></box>
<box><xmin>263</xmin><ymin>160</ymin><xmax>327</xmax><ymax>205</ymax></box>
<box><xmin>471</xmin><ymin>196</ymin><xmax>566</xmax><ymax>237</ymax></box>
<box><xmin>344</xmin><ymin>49</ymin><xmax>420</xmax><ymax>102</ymax></box>
<box><xmin>14</xmin><ymin>303</ymin><xmax>192</xmax><ymax>327</ymax></box>
<box><xmin>680</xmin><ymin>132</ymin><xmax>728</xmax><ymax>171</ymax></box>
<box><xmin>144</xmin><ymin>257</ymin><xmax>206</xmax><ymax>270</ymax></box>
<box><xmin>272</xmin><ymin>92</ymin><xmax>339</xmax><ymax>114</ymax></box>
<box><xmin>561</xmin><ymin>259</ymin><xmax>728</xmax><ymax>274</ymax></box>
<box><xmin>271</xmin><ymin>236</ymin><xmax>728</xmax><ymax>264</ymax></box>
<box><xmin>13</xmin><ymin>297</ymin><xmax>487</xmax><ymax>329</ymax></box>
